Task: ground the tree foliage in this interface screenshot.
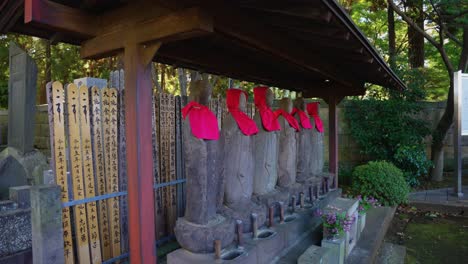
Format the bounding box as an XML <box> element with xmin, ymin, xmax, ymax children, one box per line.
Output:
<box><xmin>345</xmin><ymin>69</ymin><xmax>432</xmax><ymax>186</ymax></box>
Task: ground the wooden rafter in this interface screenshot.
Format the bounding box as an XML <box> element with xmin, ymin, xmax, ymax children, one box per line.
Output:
<box><xmin>81</xmin><ymin>7</ymin><xmax>213</xmax><ymax>59</ymax></box>
<box><xmin>210</xmin><ymin>5</ymin><xmax>358</xmax><ymax>89</ymax></box>
<box><xmin>25</xmin><ymin>0</ymin><xmax>97</xmax><ymax>37</ymax></box>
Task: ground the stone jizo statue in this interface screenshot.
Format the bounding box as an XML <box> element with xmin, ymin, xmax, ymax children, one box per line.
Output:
<box><xmin>252</xmin><ymin>86</ymin><xmax>280</xmax><ymax>195</ymax></box>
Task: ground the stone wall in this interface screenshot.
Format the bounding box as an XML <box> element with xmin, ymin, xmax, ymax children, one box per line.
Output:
<box><xmin>0</xmin><ymin>101</ymin><xmax>461</xmax><ymax>171</ymax></box>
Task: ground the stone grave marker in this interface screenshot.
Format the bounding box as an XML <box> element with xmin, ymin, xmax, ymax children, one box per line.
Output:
<box><xmin>0</xmin><ymin>42</ymin><xmax>48</xmax><ymax>199</ymax></box>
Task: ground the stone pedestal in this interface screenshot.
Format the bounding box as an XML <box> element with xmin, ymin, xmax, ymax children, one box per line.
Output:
<box><xmin>168</xmin><ymin>189</ymin><xmax>342</xmax><ymax>264</ymax></box>
<box><xmin>174</xmin><ymin>215</ymin><xmax>235</xmax><ymax>253</ymax></box>
<box><xmin>222</xmin><ymin>201</ymin><xmax>266</xmax><ymax>233</ymax></box>
<box><xmin>30</xmin><ymin>185</ymin><xmax>64</xmax><ymax>264</ymax></box>
<box><xmin>321</xmin><ymin>236</ymin><xmax>345</xmax><ymax>264</ymax></box>
<box><xmin>323</xmin><ymin>198</ymin><xmax>359</xmax><ymax>256</ymax></box>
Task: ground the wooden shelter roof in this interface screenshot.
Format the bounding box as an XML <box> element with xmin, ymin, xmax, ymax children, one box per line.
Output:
<box><xmin>0</xmin><ymin>0</ymin><xmax>406</xmax><ymax>97</ymax></box>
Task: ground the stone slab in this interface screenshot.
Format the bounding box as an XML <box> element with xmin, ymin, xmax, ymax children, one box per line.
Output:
<box><xmin>375</xmin><ymin>242</ymin><xmax>406</xmax><ymax>264</ymax></box>
<box><xmin>297</xmin><ymin>245</ymin><xmax>331</xmax><ymax>264</ymax></box>
<box><xmin>321</xmin><ymin>236</ymin><xmax>345</xmax><ymax>264</ymax></box>
<box><xmin>7</xmin><ymin>42</ymin><xmax>38</xmax><ymax>154</ymax></box>
<box><xmin>30</xmin><ymin>185</ymin><xmax>64</xmax><ymax>264</ymax></box>
<box><xmin>346</xmin><ymin>206</ymin><xmax>396</xmax><ymax>264</ymax></box>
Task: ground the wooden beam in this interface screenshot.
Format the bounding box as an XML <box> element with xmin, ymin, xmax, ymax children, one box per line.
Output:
<box><xmin>157</xmin><ymin>41</ymin><xmax>324</xmax><ymax>90</ymax></box>
<box><xmin>124</xmin><ymin>42</ymin><xmax>160</xmax><ymax>264</ymax></box>
<box><xmin>81</xmin><ymin>7</ymin><xmax>213</xmax><ymax>59</ymax></box>
<box><xmin>324</xmin><ymin>95</ymin><xmax>344</xmax><ymax>189</ymax></box>
<box><xmin>25</xmin><ymin>0</ymin><xmax>97</xmax><ymax>37</ymax></box>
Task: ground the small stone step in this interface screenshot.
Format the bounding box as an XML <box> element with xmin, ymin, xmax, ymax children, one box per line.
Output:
<box><xmin>0</xmin><ymin>200</ymin><xmax>18</xmax><ymax>211</ymax></box>
<box><xmin>375</xmin><ymin>242</ymin><xmax>406</xmax><ymax>264</ymax></box>
<box><xmin>297</xmin><ymin>245</ymin><xmax>331</xmax><ymax>264</ymax></box>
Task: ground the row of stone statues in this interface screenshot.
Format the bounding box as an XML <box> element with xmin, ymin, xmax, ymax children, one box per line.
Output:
<box><xmin>175</xmin><ymin>80</ymin><xmax>327</xmax><ymax>254</ymax></box>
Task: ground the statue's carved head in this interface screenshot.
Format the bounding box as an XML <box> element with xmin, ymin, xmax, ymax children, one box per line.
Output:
<box><xmin>189</xmin><ymin>79</ymin><xmax>212</xmax><ymax>105</ymax></box>
<box><xmin>294</xmin><ymin>97</ymin><xmax>306</xmax><ymax>111</ymax></box>
<box><xmin>280</xmin><ymin>97</ymin><xmax>293</xmax><ymax>113</ymax></box>
<box><xmin>265</xmin><ymin>88</ymin><xmax>274</xmax><ymax>107</ymax></box>
<box><xmin>239</xmin><ymin>90</ymin><xmax>247</xmax><ymax>112</ymax></box>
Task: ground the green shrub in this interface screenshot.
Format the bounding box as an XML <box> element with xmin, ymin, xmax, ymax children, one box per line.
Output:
<box><xmin>352</xmin><ymin>161</ymin><xmax>410</xmax><ymax>206</ymax></box>
<box><xmin>345</xmin><ymin>69</ymin><xmax>432</xmax><ymax>186</ymax></box>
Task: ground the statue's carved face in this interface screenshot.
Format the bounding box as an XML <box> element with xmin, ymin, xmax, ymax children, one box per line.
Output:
<box><xmin>294</xmin><ymin>97</ymin><xmax>306</xmax><ymax>111</ymax></box>
<box><xmin>266</xmin><ymin>88</ymin><xmax>274</xmax><ymax>107</ymax></box>
<box><xmin>280</xmin><ymin>98</ymin><xmax>293</xmax><ymax>113</ymax></box>
<box><xmin>239</xmin><ymin>91</ymin><xmax>247</xmax><ymax>112</ymax></box>
<box><xmin>189</xmin><ymin>79</ymin><xmax>212</xmax><ymax>105</ymax></box>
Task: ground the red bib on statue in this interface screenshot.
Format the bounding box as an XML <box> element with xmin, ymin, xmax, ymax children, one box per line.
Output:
<box><xmin>275</xmin><ymin>109</ymin><xmax>300</xmax><ymax>131</ymax></box>
<box><xmin>182</xmin><ymin>101</ymin><xmax>220</xmax><ymax>140</ymax></box>
<box><xmin>226</xmin><ymin>89</ymin><xmax>259</xmax><ymax>136</ymax></box>
<box><xmin>291</xmin><ymin>108</ymin><xmax>312</xmax><ymax>129</ymax></box>
<box><xmin>254</xmin><ymin>86</ymin><xmax>281</xmax><ymax>131</ymax></box>
<box><xmin>306</xmin><ymin>102</ymin><xmax>324</xmax><ymax>133</ymax></box>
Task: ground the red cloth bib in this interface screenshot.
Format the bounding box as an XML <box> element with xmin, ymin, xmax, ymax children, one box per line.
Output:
<box><xmin>291</xmin><ymin>108</ymin><xmax>313</xmax><ymax>129</ymax></box>
<box><xmin>274</xmin><ymin>109</ymin><xmax>300</xmax><ymax>131</ymax></box>
<box><xmin>254</xmin><ymin>86</ymin><xmax>281</xmax><ymax>131</ymax></box>
<box><xmin>182</xmin><ymin>101</ymin><xmax>220</xmax><ymax>140</ymax></box>
<box><xmin>226</xmin><ymin>89</ymin><xmax>259</xmax><ymax>136</ymax></box>
<box><xmin>306</xmin><ymin>102</ymin><xmax>324</xmax><ymax>133</ymax></box>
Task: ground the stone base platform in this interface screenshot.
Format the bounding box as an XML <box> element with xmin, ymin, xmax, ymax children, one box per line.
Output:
<box><xmin>167</xmin><ymin>189</ymin><xmax>341</xmax><ymax>264</ymax></box>
<box><xmin>222</xmin><ymin>200</ymin><xmax>267</xmax><ymax>233</ymax></box>
<box><xmin>174</xmin><ymin>214</ymin><xmax>235</xmax><ymax>253</ymax></box>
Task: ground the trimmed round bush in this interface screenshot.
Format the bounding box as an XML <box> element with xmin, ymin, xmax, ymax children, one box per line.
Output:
<box><xmin>352</xmin><ymin>161</ymin><xmax>409</xmax><ymax>206</ymax></box>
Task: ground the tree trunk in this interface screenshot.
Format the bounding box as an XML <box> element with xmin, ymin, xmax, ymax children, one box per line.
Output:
<box><xmin>388</xmin><ymin>3</ymin><xmax>397</xmax><ymax>70</ymax></box>
<box><xmin>431</xmin><ymin>27</ymin><xmax>468</xmax><ymax>181</ymax></box>
<box><xmin>406</xmin><ymin>0</ymin><xmax>425</xmax><ymax>68</ymax></box>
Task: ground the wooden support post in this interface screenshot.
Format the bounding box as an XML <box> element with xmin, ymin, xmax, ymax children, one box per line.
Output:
<box><xmin>327</xmin><ymin>96</ymin><xmax>342</xmax><ymax>189</ymax></box>
<box><xmin>124</xmin><ymin>42</ymin><xmax>161</xmax><ymax>264</ymax></box>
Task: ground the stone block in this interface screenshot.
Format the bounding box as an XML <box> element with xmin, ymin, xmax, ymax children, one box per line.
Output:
<box><xmin>9</xmin><ymin>185</ymin><xmax>31</xmax><ymax>208</ymax></box>
<box><xmin>297</xmin><ymin>245</ymin><xmax>331</xmax><ymax>264</ymax></box>
<box><xmin>30</xmin><ymin>185</ymin><xmax>64</xmax><ymax>264</ymax></box>
<box><xmin>321</xmin><ymin>236</ymin><xmax>345</xmax><ymax>264</ymax></box>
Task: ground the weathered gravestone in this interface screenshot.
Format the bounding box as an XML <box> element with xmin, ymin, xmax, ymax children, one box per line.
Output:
<box><xmin>0</xmin><ymin>43</ymin><xmax>48</xmax><ymax>199</ymax></box>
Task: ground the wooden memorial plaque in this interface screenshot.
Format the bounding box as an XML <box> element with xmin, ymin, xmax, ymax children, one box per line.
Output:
<box><xmin>90</xmin><ymin>86</ymin><xmax>112</xmax><ymax>260</ymax></box>
<box><xmin>49</xmin><ymin>82</ymin><xmax>74</xmax><ymax>264</ymax></box>
<box><xmin>78</xmin><ymin>85</ymin><xmax>102</xmax><ymax>263</ymax></box>
<box><xmin>103</xmin><ymin>88</ymin><xmax>121</xmax><ymax>257</ymax></box>
<box><xmin>66</xmin><ymin>83</ymin><xmax>91</xmax><ymax>263</ymax></box>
